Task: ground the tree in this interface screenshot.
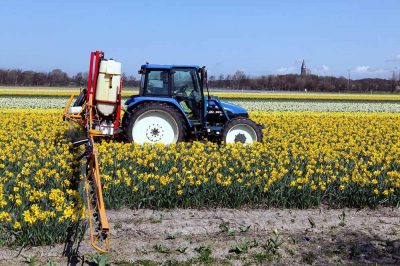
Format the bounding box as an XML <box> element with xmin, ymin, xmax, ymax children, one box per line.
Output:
<box><xmin>32</xmin><ymin>72</ymin><xmax>47</xmax><ymax>86</ymax></box>
<box><xmin>232</xmin><ymin>70</ymin><xmax>246</xmax><ymax>89</ymax></box>
<box><xmin>73</xmin><ymin>72</ymin><xmax>85</xmax><ymax>86</ymax></box>
<box><xmin>21</xmin><ymin>71</ymin><xmax>35</xmax><ymax>86</ymax></box>
<box><xmin>48</xmin><ymin>69</ymin><xmax>69</xmax><ymax>86</ymax></box>
<box><xmin>6</xmin><ymin>69</ymin><xmax>22</xmax><ymax>85</ymax></box>
<box><xmin>0</xmin><ymin>69</ymin><xmax>6</xmax><ymax>84</ymax></box>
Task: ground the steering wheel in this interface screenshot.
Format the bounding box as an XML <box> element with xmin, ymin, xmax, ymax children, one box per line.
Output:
<box><xmin>174</xmin><ymin>85</ymin><xmax>188</xmax><ymax>98</ymax></box>
<box><xmin>177</xmin><ymin>85</ymin><xmax>188</xmax><ymax>93</ymax></box>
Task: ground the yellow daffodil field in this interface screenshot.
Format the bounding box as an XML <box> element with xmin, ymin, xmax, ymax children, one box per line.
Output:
<box><xmin>0</xmin><ymin>107</ymin><xmax>399</xmax><ymax>246</ymax></box>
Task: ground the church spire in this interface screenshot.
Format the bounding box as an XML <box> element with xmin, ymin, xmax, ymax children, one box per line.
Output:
<box><xmin>301</xmin><ymin>59</ymin><xmax>307</xmax><ymax>77</ymax></box>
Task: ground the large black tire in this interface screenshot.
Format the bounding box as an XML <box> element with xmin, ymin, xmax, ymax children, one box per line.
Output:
<box><xmin>221</xmin><ymin>117</ymin><xmax>263</xmax><ymax>144</ymax></box>
<box><xmin>123</xmin><ymin>102</ymin><xmax>187</xmax><ymax>144</ymax></box>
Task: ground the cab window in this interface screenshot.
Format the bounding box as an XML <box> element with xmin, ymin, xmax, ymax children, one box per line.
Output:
<box><xmin>144</xmin><ymin>70</ymin><xmax>169</xmax><ymax>96</ymax></box>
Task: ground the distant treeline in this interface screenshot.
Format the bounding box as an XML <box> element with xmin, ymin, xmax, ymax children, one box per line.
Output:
<box><xmin>208</xmin><ymin>71</ymin><xmax>399</xmax><ymax>93</ymax></box>
<box><xmin>0</xmin><ymin>68</ymin><xmax>399</xmax><ymax>92</ymax></box>
<box><xmin>0</xmin><ymin>69</ymin><xmax>139</xmax><ymax>88</ymax></box>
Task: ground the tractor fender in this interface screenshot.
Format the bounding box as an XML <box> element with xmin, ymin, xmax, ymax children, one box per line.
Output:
<box><xmin>124</xmin><ymin>96</ymin><xmax>192</xmax><ymax>127</ymax></box>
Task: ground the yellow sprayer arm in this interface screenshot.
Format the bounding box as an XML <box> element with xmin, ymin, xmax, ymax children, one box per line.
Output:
<box><xmin>63</xmin><ymin>95</ymin><xmax>75</xmax><ymax>118</ymax></box>
<box><xmin>84</xmin><ymin>135</ymin><xmax>110</xmax><ymax>253</ymax></box>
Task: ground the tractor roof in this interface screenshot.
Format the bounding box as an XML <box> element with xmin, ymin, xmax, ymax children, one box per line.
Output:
<box><xmin>141</xmin><ymin>64</ymin><xmax>200</xmax><ymax>70</ymax></box>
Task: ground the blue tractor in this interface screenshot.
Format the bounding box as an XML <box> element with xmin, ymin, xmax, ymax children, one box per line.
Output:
<box><xmin>122</xmin><ymin>64</ymin><xmax>263</xmax><ymax>144</ymax></box>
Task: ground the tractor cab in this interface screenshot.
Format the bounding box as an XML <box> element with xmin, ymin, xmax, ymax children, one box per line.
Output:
<box><xmin>138</xmin><ymin>65</ymin><xmax>204</xmax><ymax>125</ymax></box>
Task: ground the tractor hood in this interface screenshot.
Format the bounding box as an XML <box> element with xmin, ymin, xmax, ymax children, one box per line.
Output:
<box><xmin>218</xmin><ymin>100</ymin><xmax>248</xmax><ymax>116</ymax></box>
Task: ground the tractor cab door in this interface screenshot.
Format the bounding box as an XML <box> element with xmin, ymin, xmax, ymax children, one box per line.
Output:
<box><xmin>171</xmin><ymin>68</ymin><xmax>203</xmax><ymax>123</ymax></box>
<box><xmin>141</xmin><ymin>69</ymin><xmax>170</xmax><ymax>96</ymax></box>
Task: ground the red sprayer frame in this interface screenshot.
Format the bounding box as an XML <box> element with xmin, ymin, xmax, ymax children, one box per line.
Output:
<box><xmin>86</xmin><ymin>50</ymin><xmax>123</xmax><ymax>133</ymax></box>
<box><xmin>114</xmin><ymin>78</ymin><xmax>123</xmax><ymax>130</ymax></box>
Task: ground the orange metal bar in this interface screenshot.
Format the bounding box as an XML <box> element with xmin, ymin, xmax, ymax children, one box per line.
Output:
<box><xmin>92</xmin><ymin>143</ymin><xmax>110</xmax><ymax>230</ymax></box>
<box><xmin>84</xmin><ymin>135</ymin><xmax>110</xmax><ymax>253</ymax></box>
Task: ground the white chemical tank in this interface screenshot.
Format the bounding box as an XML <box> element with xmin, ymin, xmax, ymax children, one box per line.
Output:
<box><xmin>95</xmin><ymin>59</ymin><xmax>122</xmax><ymax>116</ymax></box>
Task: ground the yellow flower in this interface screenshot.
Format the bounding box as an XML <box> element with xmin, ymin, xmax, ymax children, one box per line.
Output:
<box><xmin>23</xmin><ymin>210</ymin><xmax>36</xmax><ymax>225</ymax></box>
<box><xmin>16</xmin><ymin>198</ymin><xmax>22</xmax><ymax>206</ymax></box>
<box><xmin>13</xmin><ymin>221</ymin><xmax>21</xmax><ymax>230</ymax></box>
<box><xmin>0</xmin><ymin>211</ymin><xmax>11</xmax><ymax>222</ymax></box>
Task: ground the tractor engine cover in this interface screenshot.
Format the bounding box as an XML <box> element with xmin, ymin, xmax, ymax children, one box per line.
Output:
<box><xmin>95</xmin><ymin>59</ymin><xmax>122</xmax><ymax>116</ymax></box>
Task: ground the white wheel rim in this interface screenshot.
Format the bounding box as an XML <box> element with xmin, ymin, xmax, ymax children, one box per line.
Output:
<box><xmin>132</xmin><ymin>110</ymin><xmax>179</xmax><ymax>144</ymax></box>
<box><xmin>225</xmin><ymin>124</ymin><xmax>257</xmax><ymax>144</ymax></box>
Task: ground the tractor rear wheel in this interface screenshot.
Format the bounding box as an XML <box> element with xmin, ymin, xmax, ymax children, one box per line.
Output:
<box><xmin>125</xmin><ymin>102</ymin><xmax>187</xmax><ymax>144</ymax></box>
<box><xmin>222</xmin><ymin>117</ymin><xmax>263</xmax><ymax>144</ymax></box>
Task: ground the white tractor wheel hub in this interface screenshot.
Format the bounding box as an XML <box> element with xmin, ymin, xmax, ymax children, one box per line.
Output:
<box><xmin>225</xmin><ymin>124</ymin><xmax>257</xmax><ymax>144</ymax></box>
<box><xmin>132</xmin><ymin>110</ymin><xmax>179</xmax><ymax>144</ymax></box>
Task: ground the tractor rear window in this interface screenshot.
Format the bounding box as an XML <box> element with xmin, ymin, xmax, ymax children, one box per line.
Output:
<box><xmin>145</xmin><ymin>70</ymin><xmax>169</xmax><ymax>96</ymax></box>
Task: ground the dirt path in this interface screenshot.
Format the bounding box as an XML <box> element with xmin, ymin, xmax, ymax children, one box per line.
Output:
<box><xmin>0</xmin><ymin>207</ymin><xmax>399</xmax><ymax>265</ymax></box>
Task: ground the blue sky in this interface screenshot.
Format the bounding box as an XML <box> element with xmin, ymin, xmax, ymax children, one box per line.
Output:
<box><xmin>1</xmin><ymin>0</ymin><xmax>399</xmax><ymax>79</ymax></box>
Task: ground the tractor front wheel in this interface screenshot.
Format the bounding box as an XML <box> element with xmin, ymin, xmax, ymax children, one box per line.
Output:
<box><xmin>125</xmin><ymin>102</ymin><xmax>187</xmax><ymax>144</ymax></box>
<box><xmin>222</xmin><ymin>117</ymin><xmax>263</xmax><ymax>144</ymax></box>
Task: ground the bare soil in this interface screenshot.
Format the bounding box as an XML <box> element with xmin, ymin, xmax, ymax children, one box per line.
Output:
<box><xmin>0</xmin><ymin>207</ymin><xmax>399</xmax><ymax>265</ymax></box>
